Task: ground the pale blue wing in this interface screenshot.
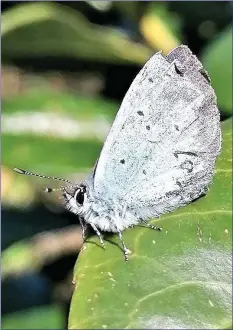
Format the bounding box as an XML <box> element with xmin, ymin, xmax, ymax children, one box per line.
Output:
<box><xmin>90</xmin><ymin>45</ymin><xmax>221</xmax><ymax>221</ymax></box>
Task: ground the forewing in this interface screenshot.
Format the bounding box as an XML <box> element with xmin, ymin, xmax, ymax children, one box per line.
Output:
<box><xmin>92</xmin><ymin>45</ymin><xmax>221</xmax><ymax>220</ymax></box>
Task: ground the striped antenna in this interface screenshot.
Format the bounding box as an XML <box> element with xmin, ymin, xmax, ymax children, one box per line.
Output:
<box><xmin>44</xmin><ymin>184</ymin><xmax>75</xmax><ymax>193</ymax></box>
<box><xmin>14</xmin><ymin>168</ymin><xmax>76</xmax><ymax>186</ymax></box>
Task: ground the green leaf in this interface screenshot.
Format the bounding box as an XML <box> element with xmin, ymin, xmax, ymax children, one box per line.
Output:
<box><xmin>2</xmin><ymin>305</ymin><xmax>64</xmax><ymax>329</ymax></box>
<box><xmin>201</xmin><ymin>26</ymin><xmax>232</xmax><ymax>116</ymax></box>
<box><xmin>69</xmin><ymin>119</ymin><xmax>232</xmax><ymax>329</ymax></box>
<box><xmin>2</xmin><ymin>90</ymin><xmax>117</xmax><ymax>175</ymax></box>
<box><xmin>2</xmin><ymin>2</ymin><xmax>152</xmax><ymax>65</ymax></box>
<box><xmin>2</xmin><ymin>89</ymin><xmax>118</xmax><ymax>119</ymax></box>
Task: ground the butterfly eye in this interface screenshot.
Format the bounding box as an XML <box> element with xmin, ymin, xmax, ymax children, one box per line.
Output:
<box><xmin>74</xmin><ymin>189</ymin><xmax>84</xmax><ymax>205</ymax></box>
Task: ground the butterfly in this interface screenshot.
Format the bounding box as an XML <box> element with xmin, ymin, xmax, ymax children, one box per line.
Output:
<box><xmin>14</xmin><ymin>45</ymin><xmax>221</xmax><ymax>261</ymax></box>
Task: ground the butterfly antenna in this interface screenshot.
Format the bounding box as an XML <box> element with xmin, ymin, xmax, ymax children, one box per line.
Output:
<box><xmin>44</xmin><ymin>185</ymin><xmax>75</xmax><ymax>193</ymax></box>
<box><xmin>14</xmin><ymin>168</ymin><xmax>76</xmax><ymax>186</ymax></box>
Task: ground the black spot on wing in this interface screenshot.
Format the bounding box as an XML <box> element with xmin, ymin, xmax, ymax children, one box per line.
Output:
<box><xmin>174</xmin><ymin>125</ymin><xmax>179</xmax><ymax>131</ymax></box>
<box><xmin>120</xmin><ymin>159</ymin><xmax>125</xmax><ymax>164</ymax></box>
<box><xmin>175</xmin><ymin>151</ymin><xmax>198</xmax><ymax>157</ymax></box>
<box><xmin>146</xmin><ymin>125</ymin><xmax>150</xmax><ymax>130</ymax></box>
<box><xmin>174</xmin><ymin>150</ymin><xmax>198</xmax><ymax>158</ymax></box>
<box><xmin>137</xmin><ymin>111</ymin><xmax>144</xmax><ymax>116</ymax></box>
<box><xmin>174</xmin><ymin>64</ymin><xmax>184</xmax><ymax>76</ymax></box>
<box><xmin>143</xmin><ymin>170</ymin><xmax>146</xmax><ymax>175</ymax></box>
<box><xmin>176</xmin><ymin>180</ymin><xmax>182</xmax><ymax>188</ymax></box>
<box><xmin>180</xmin><ymin>160</ymin><xmax>193</xmax><ymax>173</ymax></box>
<box><xmin>148</xmin><ymin>77</ymin><xmax>153</xmax><ymax>83</ymax></box>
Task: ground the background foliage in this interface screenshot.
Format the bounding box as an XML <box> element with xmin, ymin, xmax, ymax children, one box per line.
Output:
<box><xmin>2</xmin><ymin>1</ymin><xmax>232</xmax><ymax>329</ymax></box>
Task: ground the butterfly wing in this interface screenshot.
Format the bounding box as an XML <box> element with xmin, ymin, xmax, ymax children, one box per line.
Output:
<box><xmin>91</xmin><ymin>45</ymin><xmax>221</xmax><ymax>220</ymax></box>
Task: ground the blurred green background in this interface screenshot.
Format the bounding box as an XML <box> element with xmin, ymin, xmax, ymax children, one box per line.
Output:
<box><xmin>1</xmin><ymin>1</ymin><xmax>232</xmax><ymax>329</ymax></box>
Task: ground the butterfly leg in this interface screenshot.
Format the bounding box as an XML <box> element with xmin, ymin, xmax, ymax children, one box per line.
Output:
<box><xmin>90</xmin><ymin>223</ymin><xmax>106</xmax><ymax>250</ymax></box>
<box><xmin>111</xmin><ymin>209</ymin><xmax>130</xmax><ymax>261</ymax></box>
<box><xmin>117</xmin><ymin>230</ymin><xmax>130</xmax><ymax>262</ymax></box>
<box><xmin>147</xmin><ymin>223</ymin><xmax>162</xmax><ymax>231</ymax></box>
<box><xmin>79</xmin><ymin>218</ymin><xmax>87</xmax><ymax>241</ymax></box>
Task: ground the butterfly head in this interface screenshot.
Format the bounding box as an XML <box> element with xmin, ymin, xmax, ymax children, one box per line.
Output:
<box><xmin>62</xmin><ymin>185</ymin><xmax>87</xmax><ymax>216</ymax></box>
